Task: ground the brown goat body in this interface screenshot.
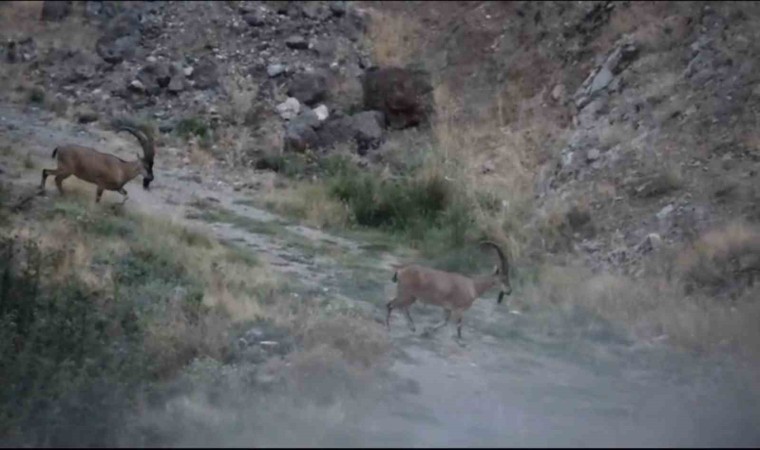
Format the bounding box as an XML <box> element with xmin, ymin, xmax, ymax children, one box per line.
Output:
<box><xmin>386</xmin><ymin>242</ymin><xmax>512</xmax><ymax>340</ymax></box>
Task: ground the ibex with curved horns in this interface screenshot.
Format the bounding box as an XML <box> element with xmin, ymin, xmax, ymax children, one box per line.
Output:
<box><xmin>40</xmin><ymin>125</ymin><xmax>156</xmax><ymax>203</ymax></box>
<box><xmin>386</xmin><ymin>241</ymin><xmax>512</xmax><ymax>340</ymax></box>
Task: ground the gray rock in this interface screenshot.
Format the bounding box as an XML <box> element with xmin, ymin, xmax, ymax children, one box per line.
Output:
<box><xmin>41</xmin><ymin>1</ymin><xmax>72</xmax><ymax>21</ymax></box>
<box><xmin>313</xmin><ymin>104</ymin><xmax>329</xmax><ymax>121</ymax></box>
<box><xmin>351</xmin><ymin>110</ymin><xmax>385</xmax><ymax>154</ymax></box>
<box><xmin>285</xmin><ymin>35</ymin><xmax>309</xmax><ymax>50</ymax></box>
<box><xmin>192</xmin><ymin>56</ymin><xmax>219</xmax><ymax>90</ymax></box>
<box><xmin>287</xmin><ymin>71</ymin><xmax>328</xmax><ymax>106</ymax></box>
<box><xmin>168</xmin><ymin>76</ymin><xmax>184</xmax><ymax>93</ymax></box>
<box><xmin>128</xmin><ymin>79</ymin><xmax>146</xmax><ymax>92</ymax></box>
<box><xmin>292</xmin><ymin>109</ymin><xmax>321</xmax><ymax>130</ymax></box>
<box><xmin>637</xmin><ymin>233</ymin><xmax>663</xmax><ymax>253</ymax></box>
<box><xmin>284</xmin><ymin>120</ymin><xmax>320</xmax><ymax>152</ymax></box>
<box><xmin>589</xmin><ymin>67</ymin><xmax>614</xmax><ymax>95</ymax></box>
<box><xmin>267</xmin><ymin>63</ymin><xmax>286</xmax><ymax>78</ymax></box>
<box><xmin>316</xmin><ymin>116</ymin><xmax>354</xmax><ymax>149</ymax></box>
<box><xmin>313</xmin><ymin>40</ymin><xmax>336</xmax><ymax>58</ymax></box>
<box><xmin>302</xmin><ymin>2</ymin><xmax>330</xmax><ymax>20</ymax></box>
<box><xmin>136</xmin><ymin>61</ymin><xmax>172</xmax><ymax>94</ymax></box>
<box><xmin>330</xmin><ymin>1</ymin><xmax>347</xmax><ymax>16</ymax></box>
<box><xmin>95</xmin><ymin>12</ymin><xmax>142</xmax><ymax>64</ymax></box>
<box><xmin>76</xmin><ymin>108</ymin><xmax>99</xmax><ymax>124</ymax></box>
<box><xmin>243</xmin><ymin>9</ymin><xmax>267</xmax><ymax>26</ymax></box>
<box><xmin>276</xmin><ymin>97</ymin><xmax>301</xmax><ymax>120</ymax></box>
<box><xmin>586</xmin><ymin>148</ymin><xmax>601</xmax><ymax>162</ymax></box>
<box><xmin>656</xmin><ymin>204</ymin><xmax>674</xmax><ymax>220</ymax></box>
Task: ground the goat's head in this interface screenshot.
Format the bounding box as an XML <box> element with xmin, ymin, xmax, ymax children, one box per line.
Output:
<box><xmin>117</xmin><ymin>125</ymin><xmax>155</xmax><ymax>190</ymax></box>
<box><xmin>480</xmin><ymin>241</ymin><xmax>512</xmax><ymax>303</ymax></box>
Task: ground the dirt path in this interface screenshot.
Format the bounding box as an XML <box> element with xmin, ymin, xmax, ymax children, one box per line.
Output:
<box><xmin>2</xmin><ymin>104</ymin><xmax>759</xmax><ymax>447</ymax></box>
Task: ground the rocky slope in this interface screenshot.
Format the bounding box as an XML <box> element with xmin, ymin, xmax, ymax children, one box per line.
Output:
<box><xmin>2</xmin><ymin>0</ymin><xmax>759</xmax><ymax>297</ymax></box>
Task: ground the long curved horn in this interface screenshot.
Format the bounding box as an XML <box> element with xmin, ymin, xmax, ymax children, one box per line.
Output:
<box><xmin>117</xmin><ymin>126</ymin><xmax>154</xmax><ymax>163</ymax></box>
<box><xmin>480</xmin><ymin>240</ymin><xmax>508</xmax><ymax>276</ymax></box>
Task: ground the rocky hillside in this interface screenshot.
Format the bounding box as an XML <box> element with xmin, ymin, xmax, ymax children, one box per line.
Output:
<box><xmin>2</xmin><ymin>1</ymin><xmax>759</xmax><ymax>299</ymax></box>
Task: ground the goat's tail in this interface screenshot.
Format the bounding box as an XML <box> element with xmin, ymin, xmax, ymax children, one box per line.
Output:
<box><xmin>51</xmin><ymin>147</ymin><xmax>58</xmax><ymax>158</ymax></box>
<box><xmin>392</xmin><ymin>271</ymin><xmax>398</xmax><ymax>283</ymax></box>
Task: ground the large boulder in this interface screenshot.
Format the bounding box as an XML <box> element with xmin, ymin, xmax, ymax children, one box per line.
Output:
<box><xmin>41</xmin><ymin>1</ymin><xmax>72</xmax><ymax>21</ymax></box>
<box><xmin>283</xmin><ymin>109</ymin><xmax>323</xmax><ymax>152</ymax></box>
<box><xmin>362</xmin><ymin>67</ymin><xmax>434</xmax><ymax>130</ymax></box>
<box><xmin>315</xmin><ymin>110</ymin><xmax>385</xmax><ymax>153</ymax></box>
<box><xmin>287</xmin><ymin>71</ymin><xmax>329</xmax><ymax>106</ymax></box>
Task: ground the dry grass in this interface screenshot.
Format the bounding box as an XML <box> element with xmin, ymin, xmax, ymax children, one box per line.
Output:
<box><xmin>523</xmin><ymin>262</ymin><xmax>760</xmax><ymax>359</ymax></box>
<box><xmin>364</xmin><ymin>7</ymin><xmax>426</xmax><ymax>67</ymax></box>
<box><xmin>676</xmin><ymin>221</ymin><xmax>760</xmax><ymax>295</ymax></box>
<box><xmin>258</xmin><ymin>181</ymin><xmax>351</xmax><ymax>230</ymax></box>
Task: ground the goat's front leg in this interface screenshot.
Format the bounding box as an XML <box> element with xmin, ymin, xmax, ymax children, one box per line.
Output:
<box><xmin>402</xmin><ymin>307</ymin><xmax>416</xmax><ymax>333</ymax></box>
<box><xmin>118</xmin><ymin>188</ymin><xmax>129</xmax><ymax>205</ymax></box>
<box><xmin>95</xmin><ymin>187</ymin><xmax>104</xmax><ymax>203</ymax></box>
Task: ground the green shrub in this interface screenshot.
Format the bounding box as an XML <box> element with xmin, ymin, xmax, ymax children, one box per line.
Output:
<box><xmin>326</xmin><ymin>164</ymin><xmax>475</xmax><ymax>252</ymax></box>
<box><xmin>176</xmin><ymin>117</ymin><xmax>209</xmax><ymax>139</ymax></box>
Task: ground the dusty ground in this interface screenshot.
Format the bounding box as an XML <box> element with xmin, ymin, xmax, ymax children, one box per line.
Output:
<box><xmin>1</xmin><ymin>103</ymin><xmax>759</xmax><ymax>447</ymax></box>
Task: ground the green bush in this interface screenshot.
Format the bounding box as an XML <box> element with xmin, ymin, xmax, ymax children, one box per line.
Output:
<box><xmin>0</xmin><ymin>228</ymin><xmax>210</xmax><ymax>445</ymax></box>
<box><xmin>0</xmin><ymin>238</ymin><xmax>149</xmax><ymax>446</ymax></box>
<box><xmin>176</xmin><ymin>117</ymin><xmax>209</xmax><ymax>139</ymax></box>
<box><xmin>326</xmin><ymin>164</ymin><xmax>475</xmax><ymax>251</ymax></box>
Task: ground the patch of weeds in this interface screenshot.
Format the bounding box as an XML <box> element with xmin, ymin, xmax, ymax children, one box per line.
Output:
<box><xmin>187</xmin><ymin>203</ymin><xmax>281</xmax><ymax>236</ymax></box>
<box><xmin>176</xmin><ymin>117</ymin><xmax>209</xmax><ymax>139</ymax></box>
<box><xmin>22</xmin><ymin>153</ymin><xmax>35</xmax><ymax>169</ymax></box>
<box><xmin>224</xmin><ymin>245</ymin><xmax>259</xmax><ymax>267</ymax></box>
<box><xmin>327</xmin><ymin>164</ymin><xmax>476</xmax><ymax>254</ymax></box>
<box><xmin>27</xmin><ymin>86</ymin><xmax>45</xmax><ymax>104</ymax></box>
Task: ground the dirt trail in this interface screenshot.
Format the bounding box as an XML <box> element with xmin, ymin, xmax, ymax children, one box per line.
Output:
<box><xmin>2</xmin><ymin>105</ymin><xmax>759</xmax><ymax>447</ymax></box>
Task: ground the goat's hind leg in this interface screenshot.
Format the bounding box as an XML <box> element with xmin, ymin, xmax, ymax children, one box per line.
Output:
<box><xmin>54</xmin><ymin>172</ymin><xmax>71</xmax><ymax>195</ymax></box>
<box><xmin>402</xmin><ymin>306</ymin><xmax>416</xmax><ymax>333</ymax></box>
<box><xmin>422</xmin><ymin>308</ymin><xmax>451</xmax><ymax>338</ymax></box>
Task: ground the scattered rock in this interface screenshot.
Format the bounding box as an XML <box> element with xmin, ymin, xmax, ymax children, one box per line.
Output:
<box><xmin>362</xmin><ymin>66</ymin><xmax>433</xmax><ymax>130</ymax></box>
<box><xmin>586</xmin><ymin>148</ymin><xmax>601</xmax><ymax>162</ymax></box>
<box><xmin>302</xmin><ymin>2</ymin><xmax>330</xmax><ymax>21</ymax></box>
<box><xmin>41</xmin><ymin>0</ymin><xmax>72</xmax><ymax>21</ymax></box>
<box><xmin>481</xmin><ymin>160</ymin><xmax>496</xmax><ymax>174</ymax></box>
<box><xmin>551</xmin><ymin>84</ymin><xmax>565</xmax><ymax>102</ymax></box>
<box><xmin>95</xmin><ymin>12</ymin><xmax>142</xmax><ymax>64</ymax></box>
<box><xmin>243</xmin><ymin>9</ymin><xmax>267</xmax><ymax>26</ymax></box>
<box><xmin>292</xmin><ymin>109</ymin><xmax>321</xmax><ymax>129</ymax></box>
<box><xmin>637</xmin><ymin>233</ymin><xmax>663</xmax><ymax>253</ymax></box>
<box><xmin>330</xmin><ymin>1</ymin><xmax>347</xmax><ymax>17</ymax></box>
<box><xmin>276</xmin><ymin>97</ymin><xmax>301</xmax><ymax>120</ymax></box>
<box><xmin>76</xmin><ymin>107</ymin><xmax>99</xmax><ymax>124</ymax></box>
<box><xmin>351</xmin><ymin>110</ymin><xmax>385</xmax><ymax>154</ymax></box>
<box><xmin>267</xmin><ymin>63</ymin><xmax>286</xmax><ymax>78</ymax></box>
<box><xmin>313</xmin><ymin>104</ymin><xmax>329</xmax><ymax>121</ymax></box>
<box><xmin>285</xmin><ymin>35</ymin><xmax>309</xmax><ymax>50</ymax></box>
<box><xmin>287</xmin><ymin>71</ymin><xmax>329</xmax><ymax>106</ymax></box>
<box><xmin>589</xmin><ymin>66</ymin><xmax>614</xmax><ymax>95</ymax></box>
<box><xmin>128</xmin><ymin>79</ymin><xmax>146</xmax><ymax>93</ymax></box>
<box><xmin>656</xmin><ymin>204</ymin><xmax>674</xmax><ymax>220</ymax></box>
<box><xmin>192</xmin><ymin>56</ymin><xmax>219</xmax><ymax>90</ymax></box>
